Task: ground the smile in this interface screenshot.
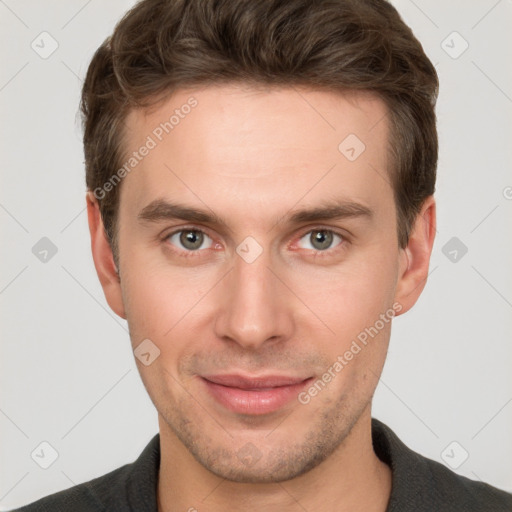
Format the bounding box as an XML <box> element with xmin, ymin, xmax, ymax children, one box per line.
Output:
<box><xmin>200</xmin><ymin>374</ymin><xmax>314</xmax><ymax>415</ymax></box>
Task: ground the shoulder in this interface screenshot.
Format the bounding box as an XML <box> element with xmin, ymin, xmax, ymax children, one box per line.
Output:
<box><xmin>421</xmin><ymin>451</ymin><xmax>512</xmax><ymax>511</ymax></box>
<box><xmin>10</xmin><ymin>464</ymin><xmax>129</xmax><ymax>512</ymax></box>
<box><xmin>10</xmin><ymin>434</ymin><xmax>160</xmax><ymax>512</ymax></box>
<box><xmin>371</xmin><ymin>418</ymin><xmax>512</xmax><ymax>511</ymax></box>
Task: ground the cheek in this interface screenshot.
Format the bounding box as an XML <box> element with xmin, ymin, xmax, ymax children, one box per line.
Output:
<box><xmin>119</xmin><ymin>248</ymin><xmax>218</xmax><ymax>353</ymax></box>
<box><xmin>287</xmin><ymin>247</ymin><xmax>399</xmax><ymax>340</ymax></box>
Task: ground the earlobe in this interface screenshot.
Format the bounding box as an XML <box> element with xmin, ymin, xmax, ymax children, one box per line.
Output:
<box><xmin>86</xmin><ymin>192</ymin><xmax>126</xmax><ymax>319</ymax></box>
<box><xmin>393</xmin><ymin>196</ymin><xmax>436</xmax><ymax>316</ymax></box>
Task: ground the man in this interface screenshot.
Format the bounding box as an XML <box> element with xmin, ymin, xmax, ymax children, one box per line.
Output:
<box><xmin>14</xmin><ymin>0</ymin><xmax>512</xmax><ymax>510</ymax></box>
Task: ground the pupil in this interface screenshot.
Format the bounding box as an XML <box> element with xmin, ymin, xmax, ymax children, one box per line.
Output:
<box><xmin>312</xmin><ymin>230</ymin><xmax>332</xmax><ymax>250</ymax></box>
<box><xmin>181</xmin><ymin>230</ymin><xmax>203</xmax><ymax>250</ymax></box>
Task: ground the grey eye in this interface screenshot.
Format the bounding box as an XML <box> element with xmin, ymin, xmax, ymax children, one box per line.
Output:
<box><xmin>168</xmin><ymin>230</ymin><xmax>213</xmax><ymax>251</ymax></box>
<box><xmin>297</xmin><ymin>230</ymin><xmax>342</xmax><ymax>251</ymax></box>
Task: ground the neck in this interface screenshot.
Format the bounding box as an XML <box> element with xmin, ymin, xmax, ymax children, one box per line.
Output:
<box><xmin>157</xmin><ymin>406</ymin><xmax>392</xmax><ymax>512</ymax></box>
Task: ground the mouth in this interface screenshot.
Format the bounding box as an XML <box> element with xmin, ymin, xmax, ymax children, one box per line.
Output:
<box><xmin>200</xmin><ymin>374</ymin><xmax>314</xmax><ymax>415</ymax></box>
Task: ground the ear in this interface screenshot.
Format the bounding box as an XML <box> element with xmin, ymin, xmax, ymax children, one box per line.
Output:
<box><xmin>393</xmin><ymin>196</ymin><xmax>436</xmax><ymax>316</ymax></box>
<box><xmin>86</xmin><ymin>192</ymin><xmax>126</xmax><ymax>319</ymax></box>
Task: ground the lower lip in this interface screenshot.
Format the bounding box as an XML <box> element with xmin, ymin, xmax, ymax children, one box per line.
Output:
<box><xmin>201</xmin><ymin>377</ymin><xmax>312</xmax><ymax>415</ymax></box>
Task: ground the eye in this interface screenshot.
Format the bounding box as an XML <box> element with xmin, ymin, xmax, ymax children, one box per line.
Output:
<box><xmin>167</xmin><ymin>229</ymin><xmax>213</xmax><ymax>251</ymax></box>
<box><xmin>297</xmin><ymin>229</ymin><xmax>343</xmax><ymax>251</ymax></box>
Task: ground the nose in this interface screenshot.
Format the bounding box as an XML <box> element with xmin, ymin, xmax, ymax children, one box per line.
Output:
<box><xmin>214</xmin><ymin>245</ymin><xmax>294</xmax><ymax>351</ymax></box>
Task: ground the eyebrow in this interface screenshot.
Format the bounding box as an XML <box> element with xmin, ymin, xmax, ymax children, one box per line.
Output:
<box><xmin>137</xmin><ymin>198</ymin><xmax>373</xmax><ymax>228</ymax></box>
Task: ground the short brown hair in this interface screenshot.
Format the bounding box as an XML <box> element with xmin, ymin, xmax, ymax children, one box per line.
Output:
<box><xmin>81</xmin><ymin>0</ymin><xmax>438</xmax><ymax>261</ymax></box>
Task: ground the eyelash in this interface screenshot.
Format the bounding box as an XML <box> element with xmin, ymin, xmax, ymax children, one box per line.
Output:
<box><xmin>161</xmin><ymin>226</ymin><xmax>349</xmax><ymax>259</ymax></box>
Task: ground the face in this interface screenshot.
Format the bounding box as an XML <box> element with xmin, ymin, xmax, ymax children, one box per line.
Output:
<box><xmin>92</xmin><ymin>84</ymin><xmax>425</xmax><ymax>483</ymax></box>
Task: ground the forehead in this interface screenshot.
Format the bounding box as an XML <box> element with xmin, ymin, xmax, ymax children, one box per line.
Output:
<box><xmin>119</xmin><ymin>84</ymin><xmax>392</xmax><ymax>223</ymax></box>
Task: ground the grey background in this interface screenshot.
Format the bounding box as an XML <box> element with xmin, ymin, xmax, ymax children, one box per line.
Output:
<box><xmin>1</xmin><ymin>0</ymin><xmax>511</xmax><ymax>509</ymax></box>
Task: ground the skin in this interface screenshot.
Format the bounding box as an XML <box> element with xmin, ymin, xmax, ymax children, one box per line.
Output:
<box><xmin>87</xmin><ymin>84</ymin><xmax>436</xmax><ymax>512</ymax></box>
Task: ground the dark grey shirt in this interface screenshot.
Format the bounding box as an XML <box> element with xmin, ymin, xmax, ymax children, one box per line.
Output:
<box><xmin>12</xmin><ymin>418</ymin><xmax>512</xmax><ymax>511</ymax></box>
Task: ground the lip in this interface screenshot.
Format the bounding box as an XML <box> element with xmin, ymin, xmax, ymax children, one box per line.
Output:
<box><xmin>201</xmin><ymin>374</ymin><xmax>313</xmax><ymax>415</ymax></box>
